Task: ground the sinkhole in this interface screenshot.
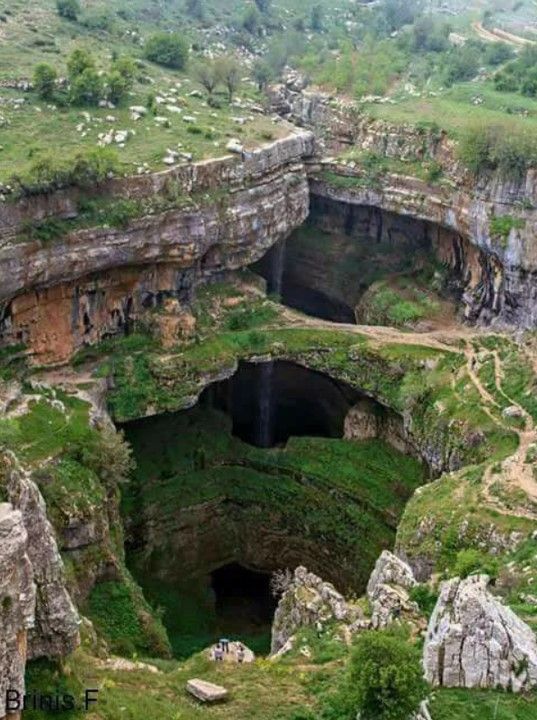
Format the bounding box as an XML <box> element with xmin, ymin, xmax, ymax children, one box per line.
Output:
<box><xmin>120</xmin><ymin>361</ymin><xmax>425</xmax><ymax>658</ymax></box>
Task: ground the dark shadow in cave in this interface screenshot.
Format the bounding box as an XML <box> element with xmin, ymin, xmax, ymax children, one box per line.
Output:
<box><xmin>202</xmin><ymin>359</ymin><xmax>361</xmax><ymax>448</ymax></box>
<box><xmin>253</xmin><ymin>197</ymin><xmax>471</xmax><ymax>325</ymax></box>
<box><xmin>211</xmin><ymin>563</ymin><xmax>277</xmax><ymax>633</ymax></box>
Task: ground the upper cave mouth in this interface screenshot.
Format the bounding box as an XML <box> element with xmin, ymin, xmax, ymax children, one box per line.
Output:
<box><xmin>201</xmin><ymin>359</ymin><xmax>362</xmax><ymax>448</ymax></box>
<box><xmin>253</xmin><ymin>196</ymin><xmax>469</xmax><ymax>328</ymax></box>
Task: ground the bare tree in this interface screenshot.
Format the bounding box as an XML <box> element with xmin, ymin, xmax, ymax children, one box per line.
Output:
<box><xmin>194</xmin><ymin>59</ymin><xmax>219</xmax><ymax>98</ymax></box>
<box><xmin>219</xmin><ymin>56</ymin><xmax>241</xmax><ymax>103</ymax></box>
<box><xmin>270</xmin><ymin>568</ymin><xmax>293</xmax><ymax>598</ymax></box>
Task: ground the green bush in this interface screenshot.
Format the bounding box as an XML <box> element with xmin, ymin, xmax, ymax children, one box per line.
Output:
<box><xmin>348</xmin><ymin>631</ymin><xmax>427</xmax><ymax>720</ymax></box>
<box><xmin>11</xmin><ymin>147</ymin><xmax>119</xmax><ymax>197</ymax></box>
<box><xmin>490</xmin><ymin>215</ymin><xmax>525</xmax><ymax>242</ymax></box>
<box><xmin>33</xmin><ymin>63</ymin><xmax>57</xmax><ymax>100</ymax></box>
<box><xmin>458</xmin><ymin>124</ymin><xmax>537</xmax><ymax>178</ymax></box>
<box><xmin>453</xmin><ymin>548</ymin><xmax>499</xmax><ymax>579</ymax></box>
<box><xmin>144</xmin><ymin>32</ymin><xmax>189</xmax><ymax>69</ymax></box>
<box><xmin>56</xmin><ymin>0</ymin><xmax>80</xmax><ymax>21</ymax></box>
<box><xmin>409</xmin><ymin>584</ymin><xmax>438</xmax><ymax>617</ymax></box>
<box><xmin>70</xmin><ymin>67</ymin><xmax>104</xmax><ymax>105</ymax></box>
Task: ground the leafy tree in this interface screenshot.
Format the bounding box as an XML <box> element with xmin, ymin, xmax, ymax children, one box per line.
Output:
<box><xmin>70</xmin><ymin>67</ymin><xmax>104</xmax><ymax>106</ymax></box>
<box><xmin>111</xmin><ymin>55</ymin><xmax>137</xmax><ymax>81</ymax></box>
<box><xmin>144</xmin><ymin>32</ymin><xmax>189</xmax><ymax>70</ymax></box>
<box><xmin>107</xmin><ymin>70</ymin><xmax>131</xmax><ymax>105</ymax></box>
<box><xmin>67</xmin><ymin>48</ymin><xmax>95</xmax><ymax>79</ymax></box>
<box><xmin>242</xmin><ymin>5</ymin><xmax>261</xmax><ymax>34</ymax></box>
<box><xmin>442</xmin><ymin>44</ymin><xmax>480</xmax><ymax>86</ymax></box>
<box><xmin>57</xmin><ymin>0</ymin><xmax>80</xmax><ymax>21</ymax></box>
<box><xmin>348</xmin><ymin>631</ymin><xmax>427</xmax><ymax>720</ymax></box>
<box><xmin>219</xmin><ymin>56</ymin><xmax>241</xmax><ymax>102</ymax></box>
<box><xmin>253</xmin><ymin>59</ymin><xmax>272</xmax><ymax>91</ymax></box>
<box><xmin>33</xmin><ymin>63</ymin><xmax>57</xmax><ymax>100</ymax></box>
<box><xmin>382</xmin><ymin>0</ymin><xmax>422</xmax><ymax>33</ymax></box>
<box><xmin>311</xmin><ymin>4</ymin><xmax>323</xmax><ymax>32</ymax></box>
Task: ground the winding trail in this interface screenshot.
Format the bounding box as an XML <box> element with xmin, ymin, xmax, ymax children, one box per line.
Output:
<box><xmin>472</xmin><ymin>21</ymin><xmax>535</xmax><ymax>47</ymax></box>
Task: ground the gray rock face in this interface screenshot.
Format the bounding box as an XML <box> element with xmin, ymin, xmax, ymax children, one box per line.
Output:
<box><xmin>0</xmin><ymin>504</ymin><xmax>35</xmax><ymax>720</ymax></box>
<box><xmin>424</xmin><ymin>574</ymin><xmax>537</xmax><ymax>691</ymax></box>
<box><xmin>2</xmin><ymin>454</ymin><xmax>80</xmax><ymax>659</ymax></box>
<box><xmin>366</xmin><ymin>551</ymin><xmax>420</xmax><ymax>629</ymax></box>
<box><xmin>271</xmin><ymin>566</ymin><xmax>358</xmax><ymax>654</ymax></box>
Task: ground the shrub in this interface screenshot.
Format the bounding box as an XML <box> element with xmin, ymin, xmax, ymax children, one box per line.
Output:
<box><xmin>33</xmin><ymin>63</ymin><xmax>57</xmax><ymax>100</ymax></box>
<box><xmin>144</xmin><ymin>32</ymin><xmax>189</xmax><ymax>69</ymax></box>
<box><xmin>453</xmin><ymin>548</ymin><xmax>499</xmax><ymax>579</ymax></box>
<box><xmin>67</xmin><ymin>47</ymin><xmax>95</xmax><ymax>79</ymax></box>
<box><xmin>56</xmin><ymin>0</ymin><xmax>80</xmax><ymax>21</ymax></box>
<box><xmin>409</xmin><ymin>584</ymin><xmax>438</xmax><ymax>616</ymax></box>
<box><xmin>106</xmin><ymin>70</ymin><xmax>131</xmax><ymax>105</ymax></box>
<box><xmin>490</xmin><ymin>215</ymin><xmax>525</xmax><ymax>242</ymax></box>
<box><xmin>458</xmin><ymin>123</ymin><xmax>537</xmax><ymax>178</ymax></box>
<box><xmin>70</xmin><ymin>67</ymin><xmax>104</xmax><ymax>106</ymax></box>
<box><xmin>347</xmin><ymin>631</ymin><xmax>427</xmax><ymax>720</ymax></box>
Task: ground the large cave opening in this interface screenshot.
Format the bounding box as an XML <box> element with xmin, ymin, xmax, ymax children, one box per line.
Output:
<box><xmin>120</xmin><ymin>361</ymin><xmax>425</xmax><ymax>659</ymax></box>
<box><xmin>202</xmin><ymin>359</ymin><xmax>360</xmax><ymax>448</ymax></box>
<box><xmin>211</xmin><ymin>563</ymin><xmax>277</xmax><ymax>634</ymax></box>
<box><xmin>254</xmin><ymin>196</ymin><xmax>476</xmax><ymax>328</ymax></box>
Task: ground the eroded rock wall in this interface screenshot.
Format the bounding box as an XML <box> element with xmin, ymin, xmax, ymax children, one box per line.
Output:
<box><xmin>0</xmin><ymin>505</ymin><xmax>35</xmax><ymax>720</ymax></box>
<box><xmin>0</xmin><ymin>132</ymin><xmax>314</xmax><ymax>364</ymax></box>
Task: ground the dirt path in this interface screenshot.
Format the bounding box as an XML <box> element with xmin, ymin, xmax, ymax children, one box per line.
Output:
<box><xmin>280</xmin><ymin>308</ymin><xmax>537</xmax><ymax>515</ymax></box>
<box><xmin>472</xmin><ymin>21</ymin><xmax>535</xmax><ymax>47</ymax></box>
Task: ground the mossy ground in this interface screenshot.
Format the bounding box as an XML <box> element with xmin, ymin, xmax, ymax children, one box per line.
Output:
<box><xmin>122</xmin><ymin>405</ymin><xmax>424</xmax><ymax>658</ymax></box>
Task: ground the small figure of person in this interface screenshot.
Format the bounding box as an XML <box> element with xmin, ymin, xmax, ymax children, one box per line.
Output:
<box><xmin>214</xmin><ymin>643</ymin><xmax>224</xmax><ymax>662</ymax></box>
<box><xmin>220</xmin><ymin>637</ymin><xmax>230</xmax><ymax>653</ymax></box>
<box><xmin>237</xmin><ymin>646</ymin><xmax>245</xmax><ymax>664</ymax></box>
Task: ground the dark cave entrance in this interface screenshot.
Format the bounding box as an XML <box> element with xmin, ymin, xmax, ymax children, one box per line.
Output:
<box><xmin>253</xmin><ymin>197</ymin><xmax>468</xmax><ymax>326</ymax></box>
<box><xmin>211</xmin><ymin>563</ymin><xmax>276</xmax><ymax>634</ymax></box>
<box><xmin>201</xmin><ymin>359</ymin><xmax>361</xmax><ymax>448</ymax></box>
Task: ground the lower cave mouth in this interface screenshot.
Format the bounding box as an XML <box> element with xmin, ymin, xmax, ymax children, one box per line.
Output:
<box><xmin>211</xmin><ymin>563</ymin><xmax>276</xmax><ymax>635</ymax></box>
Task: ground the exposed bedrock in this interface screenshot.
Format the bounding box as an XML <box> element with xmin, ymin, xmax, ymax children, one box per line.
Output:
<box><xmin>0</xmin><ymin>133</ymin><xmax>313</xmax><ymax>364</ymax></box>
<box><xmin>1</xmin><ymin>454</ymin><xmax>80</xmax><ymax>660</ymax></box>
<box><xmin>424</xmin><ymin>574</ymin><xmax>537</xmax><ymax>692</ymax></box>
<box><xmin>0</xmin><ymin>504</ymin><xmax>34</xmax><ymax>720</ymax></box>
<box><xmin>308</xmin><ymin>179</ymin><xmax>535</xmax><ymax>328</ymax></box>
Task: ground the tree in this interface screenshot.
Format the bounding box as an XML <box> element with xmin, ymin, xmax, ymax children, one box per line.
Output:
<box><xmin>112</xmin><ymin>55</ymin><xmax>137</xmax><ymax>81</ymax></box>
<box><xmin>219</xmin><ymin>57</ymin><xmax>241</xmax><ymax>102</ymax></box>
<box><xmin>144</xmin><ymin>32</ymin><xmax>189</xmax><ymax>69</ymax></box>
<box><xmin>242</xmin><ymin>5</ymin><xmax>261</xmax><ymax>34</ymax></box>
<box><xmin>57</xmin><ymin>0</ymin><xmax>80</xmax><ymax>21</ymax></box>
<box><xmin>194</xmin><ymin>60</ymin><xmax>220</xmax><ymax>97</ymax></box>
<box><xmin>70</xmin><ymin>67</ymin><xmax>104</xmax><ymax>106</ymax></box>
<box><xmin>348</xmin><ymin>631</ymin><xmax>427</xmax><ymax>720</ymax></box>
<box><xmin>311</xmin><ymin>4</ymin><xmax>323</xmax><ymax>32</ymax></box>
<box><xmin>252</xmin><ymin>59</ymin><xmax>272</xmax><ymax>91</ymax></box>
<box><xmin>107</xmin><ymin>71</ymin><xmax>130</xmax><ymax>105</ymax></box>
<box><xmin>33</xmin><ymin>63</ymin><xmax>57</xmax><ymax>100</ymax></box>
<box><xmin>67</xmin><ymin>47</ymin><xmax>95</xmax><ymax>79</ymax></box>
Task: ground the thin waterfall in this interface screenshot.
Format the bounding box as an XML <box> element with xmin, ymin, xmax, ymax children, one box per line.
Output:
<box><xmin>270</xmin><ymin>239</ymin><xmax>286</xmax><ymax>297</ymax></box>
<box><xmin>257</xmin><ymin>362</ymin><xmax>274</xmax><ymax>448</ymax></box>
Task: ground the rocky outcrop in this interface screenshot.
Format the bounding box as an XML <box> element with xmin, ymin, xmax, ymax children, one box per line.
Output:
<box><xmin>424</xmin><ymin>574</ymin><xmax>537</xmax><ymax>691</ymax></box>
<box><xmin>0</xmin><ymin>504</ymin><xmax>35</xmax><ymax>720</ymax></box>
<box><xmin>271</xmin><ymin>566</ymin><xmax>363</xmax><ymax>654</ymax></box>
<box><xmin>366</xmin><ymin>551</ymin><xmax>422</xmax><ymax>630</ymax></box>
<box><xmin>1</xmin><ymin>454</ymin><xmax>80</xmax><ymax>659</ymax></box>
<box><xmin>0</xmin><ymin>132</ymin><xmax>314</xmax><ymax>364</ymax></box>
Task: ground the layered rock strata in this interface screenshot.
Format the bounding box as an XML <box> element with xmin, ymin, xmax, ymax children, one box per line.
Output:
<box><xmin>0</xmin><ymin>132</ymin><xmax>314</xmax><ymax>364</ymax></box>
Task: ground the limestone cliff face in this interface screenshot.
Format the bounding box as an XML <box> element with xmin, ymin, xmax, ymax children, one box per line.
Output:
<box><xmin>270</xmin><ymin>81</ymin><xmax>537</xmax><ymax>329</ymax></box>
<box><xmin>0</xmin><ymin>132</ymin><xmax>314</xmax><ymax>364</ymax></box>
<box><xmin>1</xmin><ymin>454</ymin><xmax>80</xmax><ymax>660</ymax></box>
<box><xmin>0</xmin><ymin>504</ymin><xmax>35</xmax><ymax>720</ymax></box>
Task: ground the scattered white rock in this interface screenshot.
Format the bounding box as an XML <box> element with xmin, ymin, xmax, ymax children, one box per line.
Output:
<box><xmin>226</xmin><ymin>138</ymin><xmax>244</xmax><ymax>154</ymax></box>
<box><xmin>186</xmin><ymin>679</ymin><xmax>228</xmax><ymax>703</ymax></box>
